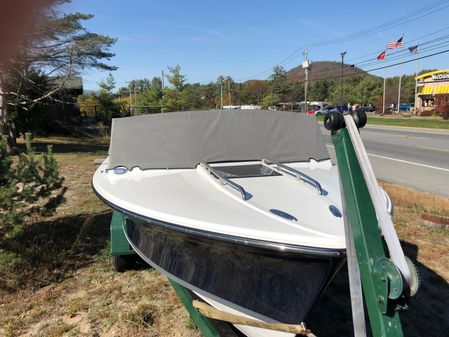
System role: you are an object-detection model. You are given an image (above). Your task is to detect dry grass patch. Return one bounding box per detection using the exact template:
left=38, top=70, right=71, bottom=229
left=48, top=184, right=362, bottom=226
left=37, top=320, right=74, bottom=337
left=381, top=181, right=449, bottom=217
left=124, top=303, right=157, bottom=327
left=66, top=295, right=90, bottom=315
left=380, top=182, right=449, bottom=279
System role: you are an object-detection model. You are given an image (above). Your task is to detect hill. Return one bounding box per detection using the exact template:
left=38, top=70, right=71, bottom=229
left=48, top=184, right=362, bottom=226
left=287, top=61, right=366, bottom=82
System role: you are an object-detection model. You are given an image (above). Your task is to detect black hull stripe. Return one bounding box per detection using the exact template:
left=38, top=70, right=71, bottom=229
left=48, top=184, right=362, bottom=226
left=124, top=217, right=345, bottom=323
left=122, top=224, right=284, bottom=324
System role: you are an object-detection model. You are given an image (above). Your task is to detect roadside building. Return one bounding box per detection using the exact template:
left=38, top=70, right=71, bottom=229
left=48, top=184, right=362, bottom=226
left=415, top=69, right=449, bottom=113
left=45, top=76, right=83, bottom=133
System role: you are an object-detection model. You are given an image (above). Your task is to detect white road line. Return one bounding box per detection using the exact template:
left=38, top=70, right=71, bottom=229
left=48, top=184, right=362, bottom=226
left=325, top=144, right=449, bottom=173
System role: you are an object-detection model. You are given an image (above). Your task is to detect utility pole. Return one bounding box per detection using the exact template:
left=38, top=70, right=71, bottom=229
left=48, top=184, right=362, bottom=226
left=302, top=46, right=311, bottom=113
left=397, top=63, right=403, bottom=114
left=134, top=87, right=137, bottom=115
left=340, top=51, right=347, bottom=109
left=128, top=85, right=133, bottom=115
left=228, top=79, right=231, bottom=107
left=161, top=70, right=165, bottom=113
left=362, top=87, right=365, bottom=107
left=220, top=77, right=223, bottom=109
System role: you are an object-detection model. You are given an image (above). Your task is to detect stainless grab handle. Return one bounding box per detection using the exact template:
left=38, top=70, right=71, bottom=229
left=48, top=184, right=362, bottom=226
left=262, top=159, right=324, bottom=196
left=200, top=162, right=250, bottom=200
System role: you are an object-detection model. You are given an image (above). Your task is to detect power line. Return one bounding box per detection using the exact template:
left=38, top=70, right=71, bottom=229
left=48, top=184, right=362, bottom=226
left=310, top=0, right=449, bottom=47
left=304, top=48, right=449, bottom=84
left=354, top=36, right=449, bottom=68
left=281, top=33, right=449, bottom=82
left=235, top=0, right=449, bottom=82
left=346, top=25, right=449, bottom=62
left=122, top=7, right=449, bottom=88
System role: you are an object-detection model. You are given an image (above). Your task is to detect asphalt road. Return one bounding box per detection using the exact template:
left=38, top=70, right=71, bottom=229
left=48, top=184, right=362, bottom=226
left=320, top=125, right=449, bottom=198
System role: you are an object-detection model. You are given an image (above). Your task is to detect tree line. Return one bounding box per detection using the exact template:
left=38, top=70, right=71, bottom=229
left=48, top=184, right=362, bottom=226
left=78, top=64, right=419, bottom=116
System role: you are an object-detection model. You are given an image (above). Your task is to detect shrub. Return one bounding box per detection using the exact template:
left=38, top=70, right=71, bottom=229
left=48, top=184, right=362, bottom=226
left=438, top=103, right=449, bottom=120
left=419, top=110, right=433, bottom=117
left=0, top=133, right=65, bottom=233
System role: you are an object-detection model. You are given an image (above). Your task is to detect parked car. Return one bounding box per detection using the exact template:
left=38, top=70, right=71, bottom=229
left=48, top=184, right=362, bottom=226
left=315, top=106, right=334, bottom=116
left=399, top=103, right=413, bottom=111
left=360, top=104, right=376, bottom=112
left=333, top=105, right=349, bottom=112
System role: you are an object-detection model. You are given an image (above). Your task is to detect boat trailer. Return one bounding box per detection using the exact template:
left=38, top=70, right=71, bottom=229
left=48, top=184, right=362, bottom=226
left=109, top=110, right=419, bottom=337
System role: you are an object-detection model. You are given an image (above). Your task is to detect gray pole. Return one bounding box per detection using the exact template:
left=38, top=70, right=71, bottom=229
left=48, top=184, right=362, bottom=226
left=134, top=88, right=137, bottom=115
left=303, top=46, right=309, bottom=113
left=304, top=67, right=309, bottom=113
left=414, top=47, right=420, bottom=115
left=340, top=51, right=347, bottom=109
left=129, top=87, right=132, bottom=115
left=397, top=63, right=403, bottom=114
left=228, top=79, right=231, bottom=107
left=382, top=66, right=387, bottom=115
left=220, top=78, right=223, bottom=109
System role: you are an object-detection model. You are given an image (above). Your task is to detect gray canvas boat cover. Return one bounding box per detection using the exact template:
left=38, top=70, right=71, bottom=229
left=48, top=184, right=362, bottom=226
left=107, top=109, right=329, bottom=170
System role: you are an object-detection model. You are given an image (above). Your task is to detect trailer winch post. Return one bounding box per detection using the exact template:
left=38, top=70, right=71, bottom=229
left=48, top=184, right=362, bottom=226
left=325, top=111, right=412, bottom=337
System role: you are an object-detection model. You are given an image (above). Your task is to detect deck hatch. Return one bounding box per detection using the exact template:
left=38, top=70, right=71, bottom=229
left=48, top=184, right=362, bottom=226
left=213, top=164, right=282, bottom=179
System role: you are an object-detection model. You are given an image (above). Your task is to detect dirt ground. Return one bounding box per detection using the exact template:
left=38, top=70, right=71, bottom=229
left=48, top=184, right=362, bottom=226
left=0, top=137, right=448, bottom=337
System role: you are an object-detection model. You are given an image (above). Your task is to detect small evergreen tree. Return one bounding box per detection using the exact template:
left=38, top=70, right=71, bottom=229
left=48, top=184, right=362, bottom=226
left=162, top=65, right=188, bottom=112
left=0, top=134, right=64, bottom=232
left=268, top=66, right=288, bottom=100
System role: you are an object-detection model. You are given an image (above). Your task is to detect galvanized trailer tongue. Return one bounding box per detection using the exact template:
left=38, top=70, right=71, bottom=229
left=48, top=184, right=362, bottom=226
left=325, top=111, right=419, bottom=337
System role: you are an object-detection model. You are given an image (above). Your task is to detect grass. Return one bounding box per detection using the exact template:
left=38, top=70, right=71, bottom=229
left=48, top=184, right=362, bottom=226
left=368, top=116, right=449, bottom=129
left=124, top=303, right=156, bottom=327
left=0, top=135, right=448, bottom=337
left=316, top=114, right=449, bottom=130
left=38, top=320, right=74, bottom=337
left=185, top=317, right=199, bottom=331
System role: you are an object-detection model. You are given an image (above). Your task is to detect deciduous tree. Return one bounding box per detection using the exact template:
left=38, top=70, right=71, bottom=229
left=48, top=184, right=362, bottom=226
left=0, top=0, right=117, bottom=149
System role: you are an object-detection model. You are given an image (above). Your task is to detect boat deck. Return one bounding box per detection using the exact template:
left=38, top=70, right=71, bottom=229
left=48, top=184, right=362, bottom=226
left=93, top=159, right=346, bottom=250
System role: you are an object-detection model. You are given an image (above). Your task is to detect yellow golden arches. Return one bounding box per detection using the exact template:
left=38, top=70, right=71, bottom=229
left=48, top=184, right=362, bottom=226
left=415, top=69, right=449, bottom=80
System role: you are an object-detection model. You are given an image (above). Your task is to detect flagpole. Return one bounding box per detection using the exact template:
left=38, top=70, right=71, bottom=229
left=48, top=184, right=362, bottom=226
left=382, top=62, right=387, bottom=115
left=414, top=44, right=420, bottom=115
left=396, top=34, right=404, bottom=115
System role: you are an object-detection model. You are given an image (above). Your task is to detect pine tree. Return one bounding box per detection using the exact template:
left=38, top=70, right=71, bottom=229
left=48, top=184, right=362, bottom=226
left=0, top=133, right=64, bottom=232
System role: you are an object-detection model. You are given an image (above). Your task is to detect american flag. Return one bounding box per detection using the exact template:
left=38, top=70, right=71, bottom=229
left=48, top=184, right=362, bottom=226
left=387, top=37, right=403, bottom=49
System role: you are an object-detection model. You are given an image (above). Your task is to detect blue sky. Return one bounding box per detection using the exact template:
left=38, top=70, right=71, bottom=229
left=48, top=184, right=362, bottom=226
left=63, top=0, right=449, bottom=90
